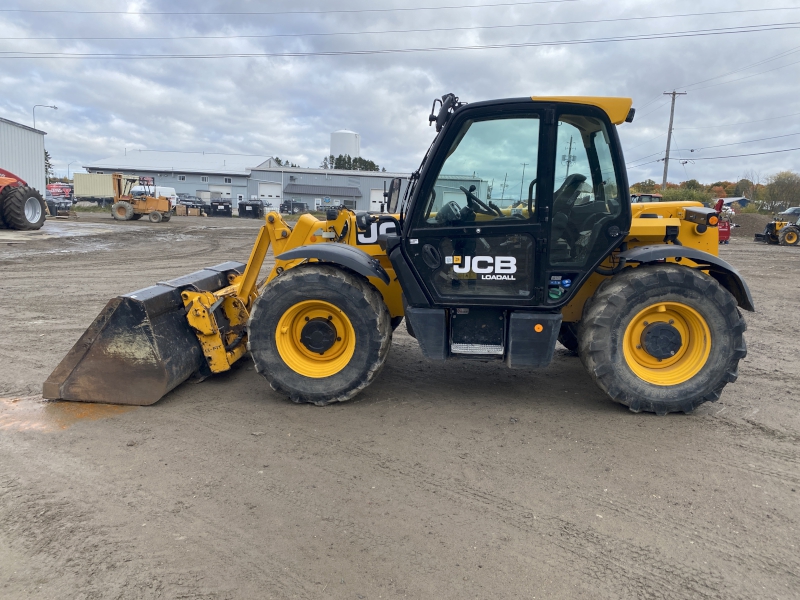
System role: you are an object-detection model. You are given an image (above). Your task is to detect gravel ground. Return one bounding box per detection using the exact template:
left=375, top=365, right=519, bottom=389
left=1, top=214, right=798, bottom=599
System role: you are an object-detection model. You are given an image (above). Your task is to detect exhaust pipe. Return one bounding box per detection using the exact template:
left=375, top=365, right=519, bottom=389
left=43, top=262, right=246, bottom=406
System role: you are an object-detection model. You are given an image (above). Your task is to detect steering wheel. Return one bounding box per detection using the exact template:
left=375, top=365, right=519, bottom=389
left=459, top=185, right=496, bottom=216
left=435, top=200, right=464, bottom=223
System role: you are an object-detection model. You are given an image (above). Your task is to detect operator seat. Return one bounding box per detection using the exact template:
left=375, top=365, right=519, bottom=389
left=550, top=173, right=588, bottom=249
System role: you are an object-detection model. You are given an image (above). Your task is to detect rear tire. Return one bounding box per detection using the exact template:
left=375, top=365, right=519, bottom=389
left=579, top=264, right=746, bottom=415
left=778, top=226, right=800, bottom=246
left=248, top=265, right=392, bottom=405
left=112, top=201, right=133, bottom=221
left=148, top=211, right=163, bottom=223
left=1, top=186, right=46, bottom=230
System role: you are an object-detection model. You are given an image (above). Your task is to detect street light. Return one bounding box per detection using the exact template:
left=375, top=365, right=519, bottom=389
left=33, top=104, right=57, bottom=129
left=68, top=161, right=76, bottom=179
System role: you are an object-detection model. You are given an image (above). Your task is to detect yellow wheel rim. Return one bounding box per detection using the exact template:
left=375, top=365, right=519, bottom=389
left=622, top=302, right=711, bottom=386
left=786, top=231, right=798, bottom=244
left=275, top=300, right=356, bottom=378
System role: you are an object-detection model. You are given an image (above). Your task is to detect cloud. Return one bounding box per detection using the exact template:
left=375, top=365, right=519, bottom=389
left=1, top=0, right=798, bottom=184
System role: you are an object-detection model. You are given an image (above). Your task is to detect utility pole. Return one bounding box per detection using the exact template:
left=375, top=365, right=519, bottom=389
left=519, top=163, right=529, bottom=201
left=500, top=172, right=508, bottom=200
left=562, top=135, right=576, bottom=177
left=661, top=91, right=686, bottom=190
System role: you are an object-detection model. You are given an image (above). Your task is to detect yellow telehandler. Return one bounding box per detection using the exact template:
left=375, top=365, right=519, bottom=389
left=44, top=95, right=753, bottom=415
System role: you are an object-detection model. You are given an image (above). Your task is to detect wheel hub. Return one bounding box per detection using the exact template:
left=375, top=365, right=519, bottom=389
left=300, top=318, right=337, bottom=354
left=640, top=322, right=682, bottom=359
left=25, top=196, right=42, bottom=222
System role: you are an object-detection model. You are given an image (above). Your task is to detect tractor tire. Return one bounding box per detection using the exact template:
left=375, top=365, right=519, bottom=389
left=148, top=211, right=163, bottom=223
left=1, top=186, right=46, bottom=230
left=778, top=226, right=800, bottom=246
left=248, top=264, right=392, bottom=406
left=557, top=322, right=579, bottom=355
left=161, top=212, right=172, bottom=222
left=0, top=186, right=11, bottom=229
left=579, top=264, right=747, bottom=415
left=112, top=201, right=134, bottom=221
left=130, top=214, right=143, bottom=220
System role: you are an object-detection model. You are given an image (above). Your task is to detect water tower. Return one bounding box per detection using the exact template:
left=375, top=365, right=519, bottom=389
left=330, top=130, right=360, bottom=159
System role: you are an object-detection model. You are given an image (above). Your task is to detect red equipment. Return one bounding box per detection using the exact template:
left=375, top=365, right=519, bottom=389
left=718, top=220, right=731, bottom=244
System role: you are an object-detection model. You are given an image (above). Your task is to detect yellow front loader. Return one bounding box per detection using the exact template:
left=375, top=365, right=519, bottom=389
left=45, top=95, right=754, bottom=415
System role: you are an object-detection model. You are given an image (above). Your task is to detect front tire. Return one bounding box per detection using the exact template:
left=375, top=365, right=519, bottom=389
left=248, top=265, right=392, bottom=405
left=779, top=226, right=800, bottom=246
left=1, top=186, right=46, bottom=230
left=579, top=265, right=746, bottom=415
left=112, top=201, right=133, bottom=221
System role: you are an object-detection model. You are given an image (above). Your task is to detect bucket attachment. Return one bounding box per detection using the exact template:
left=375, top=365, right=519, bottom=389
left=43, top=262, right=246, bottom=406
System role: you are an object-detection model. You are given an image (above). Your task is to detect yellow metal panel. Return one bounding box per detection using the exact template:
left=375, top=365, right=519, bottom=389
left=530, top=96, right=633, bottom=124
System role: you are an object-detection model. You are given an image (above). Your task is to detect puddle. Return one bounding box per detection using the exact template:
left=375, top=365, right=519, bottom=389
left=0, top=221, right=127, bottom=243
left=0, top=395, right=136, bottom=432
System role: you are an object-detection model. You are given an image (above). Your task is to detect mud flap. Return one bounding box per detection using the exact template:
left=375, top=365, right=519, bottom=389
left=43, top=262, right=246, bottom=406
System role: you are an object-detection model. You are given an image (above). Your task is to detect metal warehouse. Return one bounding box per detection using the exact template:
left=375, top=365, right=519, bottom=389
left=83, top=150, right=410, bottom=211
left=83, top=151, right=275, bottom=208
left=0, top=117, right=46, bottom=194
left=249, top=166, right=409, bottom=212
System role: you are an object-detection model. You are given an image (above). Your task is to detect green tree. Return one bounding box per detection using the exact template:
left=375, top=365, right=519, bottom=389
left=324, top=154, right=381, bottom=172
left=272, top=156, right=298, bottom=167
left=761, top=170, right=800, bottom=212
left=680, top=179, right=702, bottom=190
left=630, top=179, right=657, bottom=193
left=734, top=178, right=753, bottom=197
left=44, top=149, right=54, bottom=181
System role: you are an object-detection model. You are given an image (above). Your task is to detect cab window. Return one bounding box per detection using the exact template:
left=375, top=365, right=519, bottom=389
left=550, top=115, right=623, bottom=267
left=421, top=117, right=540, bottom=226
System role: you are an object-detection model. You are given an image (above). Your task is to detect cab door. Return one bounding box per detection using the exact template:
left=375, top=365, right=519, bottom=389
left=403, top=102, right=554, bottom=308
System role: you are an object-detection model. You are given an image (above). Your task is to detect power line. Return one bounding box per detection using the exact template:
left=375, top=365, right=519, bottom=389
left=4, top=23, right=798, bottom=60
left=625, top=132, right=666, bottom=153
left=0, top=0, right=581, bottom=16
left=690, top=56, right=800, bottom=92
left=675, top=111, right=800, bottom=130
left=680, top=147, right=800, bottom=160
left=630, top=146, right=800, bottom=166
left=5, top=7, right=800, bottom=41
left=675, top=131, right=800, bottom=152
left=679, top=44, right=800, bottom=89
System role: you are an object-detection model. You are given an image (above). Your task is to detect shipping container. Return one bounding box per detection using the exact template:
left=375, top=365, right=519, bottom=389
left=74, top=173, right=115, bottom=205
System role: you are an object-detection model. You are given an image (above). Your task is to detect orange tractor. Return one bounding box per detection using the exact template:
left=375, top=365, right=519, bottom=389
left=0, top=168, right=47, bottom=230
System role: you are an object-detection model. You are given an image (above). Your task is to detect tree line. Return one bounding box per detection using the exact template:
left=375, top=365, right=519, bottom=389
left=319, top=154, right=385, bottom=172
left=631, top=170, right=800, bottom=212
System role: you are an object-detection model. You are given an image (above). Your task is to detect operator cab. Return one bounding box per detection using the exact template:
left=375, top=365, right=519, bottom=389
left=386, top=95, right=632, bottom=365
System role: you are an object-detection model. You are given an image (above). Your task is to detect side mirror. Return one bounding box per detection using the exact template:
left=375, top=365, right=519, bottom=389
left=384, top=177, right=403, bottom=213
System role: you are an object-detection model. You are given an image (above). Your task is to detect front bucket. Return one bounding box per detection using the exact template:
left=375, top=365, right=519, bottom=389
left=43, top=262, right=246, bottom=406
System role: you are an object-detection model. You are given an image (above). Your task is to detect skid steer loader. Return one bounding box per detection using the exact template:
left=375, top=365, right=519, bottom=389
left=44, top=95, right=753, bottom=415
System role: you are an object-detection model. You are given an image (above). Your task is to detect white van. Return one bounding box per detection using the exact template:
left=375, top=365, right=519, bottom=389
left=131, top=185, right=178, bottom=208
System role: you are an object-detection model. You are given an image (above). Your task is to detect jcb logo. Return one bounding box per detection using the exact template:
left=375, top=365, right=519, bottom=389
left=452, top=256, right=517, bottom=280
left=357, top=222, right=396, bottom=245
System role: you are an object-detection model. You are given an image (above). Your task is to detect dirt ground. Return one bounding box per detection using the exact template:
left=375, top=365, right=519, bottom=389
left=1, top=214, right=798, bottom=600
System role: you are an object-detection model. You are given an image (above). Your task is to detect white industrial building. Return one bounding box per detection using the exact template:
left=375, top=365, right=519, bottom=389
left=83, top=150, right=408, bottom=211
left=330, top=130, right=360, bottom=159
left=0, top=117, right=46, bottom=193
left=84, top=151, right=276, bottom=207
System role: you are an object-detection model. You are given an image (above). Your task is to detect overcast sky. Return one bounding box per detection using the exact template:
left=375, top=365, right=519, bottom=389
left=1, top=0, right=798, bottom=185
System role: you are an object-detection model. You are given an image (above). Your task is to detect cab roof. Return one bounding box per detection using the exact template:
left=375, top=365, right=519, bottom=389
left=530, top=96, right=633, bottom=125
